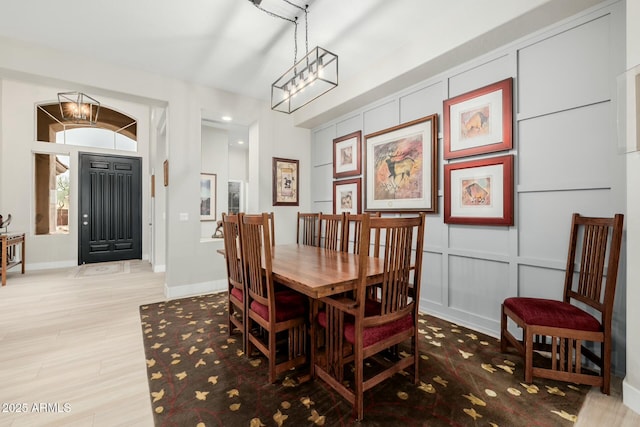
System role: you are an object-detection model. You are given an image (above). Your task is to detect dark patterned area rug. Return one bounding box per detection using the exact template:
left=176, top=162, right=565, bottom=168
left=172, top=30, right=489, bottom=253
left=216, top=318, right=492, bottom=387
left=139, top=293, right=588, bottom=426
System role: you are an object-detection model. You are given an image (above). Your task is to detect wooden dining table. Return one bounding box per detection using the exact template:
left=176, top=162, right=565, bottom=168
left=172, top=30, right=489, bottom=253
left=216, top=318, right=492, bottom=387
left=269, top=243, right=384, bottom=299
left=218, top=243, right=385, bottom=298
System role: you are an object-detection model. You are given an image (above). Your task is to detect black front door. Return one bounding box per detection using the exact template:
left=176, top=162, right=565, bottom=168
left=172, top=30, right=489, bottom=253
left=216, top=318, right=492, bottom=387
left=79, top=152, right=142, bottom=264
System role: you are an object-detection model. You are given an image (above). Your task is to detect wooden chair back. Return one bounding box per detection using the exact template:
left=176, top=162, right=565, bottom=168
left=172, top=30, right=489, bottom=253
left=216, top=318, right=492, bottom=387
left=343, top=212, right=381, bottom=254
left=221, top=212, right=246, bottom=350
left=266, top=211, right=275, bottom=246
left=297, top=212, right=320, bottom=246
left=356, top=214, right=425, bottom=318
left=564, top=213, right=624, bottom=320
left=240, top=213, right=275, bottom=311
left=319, top=213, right=345, bottom=251
left=221, top=212, right=243, bottom=290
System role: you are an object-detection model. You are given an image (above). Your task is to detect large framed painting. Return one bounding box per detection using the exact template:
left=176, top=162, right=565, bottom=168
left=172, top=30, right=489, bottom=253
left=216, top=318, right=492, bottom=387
left=443, top=78, right=512, bottom=159
left=333, top=178, right=361, bottom=214
left=333, top=131, right=362, bottom=179
left=200, top=173, right=216, bottom=221
left=364, top=114, right=438, bottom=213
left=272, top=157, right=299, bottom=206
left=444, top=154, right=513, bottom=226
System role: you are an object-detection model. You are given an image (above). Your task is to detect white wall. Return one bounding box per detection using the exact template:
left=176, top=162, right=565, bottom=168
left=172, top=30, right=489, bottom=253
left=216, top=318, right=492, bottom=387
left=0, top=79, right=151, bottom=269
left=311, top=0, right=628, bottom=377
left=0, top=35, right=311, bottom=300
left=623, top=0, right=640, bottom=416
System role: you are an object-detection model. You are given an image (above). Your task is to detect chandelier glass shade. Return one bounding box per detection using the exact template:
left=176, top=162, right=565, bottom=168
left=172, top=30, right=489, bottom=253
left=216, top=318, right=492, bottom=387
left=57, top=92, right=100, bottom=125
left=271, top=46, right=338, bottom=114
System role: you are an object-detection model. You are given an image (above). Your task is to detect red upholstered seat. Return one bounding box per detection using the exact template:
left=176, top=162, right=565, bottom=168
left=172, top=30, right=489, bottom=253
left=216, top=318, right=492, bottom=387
left=250, top=290, right=306, bottom=322
left=344, top=313, right=414, bottom=348
left=504, top=297, right=601, bottom=332
left=230, top=287, right=244, bottom=302
left=500, top=213, right=624, bottom=395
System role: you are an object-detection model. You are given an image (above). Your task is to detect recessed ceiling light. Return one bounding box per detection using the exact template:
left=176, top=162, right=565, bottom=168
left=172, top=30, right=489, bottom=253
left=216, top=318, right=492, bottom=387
left=238, top=140, right=245, bottom=145
left=221, top=116, right=232, bottom=121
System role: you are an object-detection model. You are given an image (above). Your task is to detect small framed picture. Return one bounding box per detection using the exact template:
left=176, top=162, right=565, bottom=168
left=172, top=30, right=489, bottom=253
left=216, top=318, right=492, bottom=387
left=443, top=78, right=513, bottom=159
left=200, top=173, right=216, bottom=221
left=272, top=157, right=299, bottom=206
left=333, top=178, right=361, bottom=214
left=444, top=155, right=514, bottom=226
left=333, top=131, right=362, bottom=179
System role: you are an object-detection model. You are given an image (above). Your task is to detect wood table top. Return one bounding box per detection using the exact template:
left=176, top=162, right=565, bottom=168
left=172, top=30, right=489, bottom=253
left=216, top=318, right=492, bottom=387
left=270, top=244, right=383, bottom=299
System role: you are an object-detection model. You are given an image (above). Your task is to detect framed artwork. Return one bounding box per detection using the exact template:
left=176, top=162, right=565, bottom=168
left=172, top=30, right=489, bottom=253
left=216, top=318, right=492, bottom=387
left=333, top=131, right=362, bottom=178
left=333, top=178, right=361, bottom=214
left=228, top=180, right=244, bottom=215
left=364, top=114, right=438, bottom=213
left=200, top=173, right=216, bottom=221
left=444, top=154, right=513, bottom=226
left=443, top=78, right=512, bottom=159
left=272, top=157, right=299, bottom=206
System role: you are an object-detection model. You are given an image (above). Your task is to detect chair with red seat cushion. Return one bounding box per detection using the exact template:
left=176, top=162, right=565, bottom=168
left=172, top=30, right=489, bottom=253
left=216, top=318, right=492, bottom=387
left=314, top=213, right=425, bottom=421
left=501, top=213, right=624, bottom=394
left=240, top=213, right=307, bottom=383
left=221, top=213, right=246, bottom=353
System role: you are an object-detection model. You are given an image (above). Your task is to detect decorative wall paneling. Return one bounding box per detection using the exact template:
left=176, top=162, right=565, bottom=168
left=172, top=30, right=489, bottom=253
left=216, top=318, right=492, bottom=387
left=310, top=2, right=625, bottom=373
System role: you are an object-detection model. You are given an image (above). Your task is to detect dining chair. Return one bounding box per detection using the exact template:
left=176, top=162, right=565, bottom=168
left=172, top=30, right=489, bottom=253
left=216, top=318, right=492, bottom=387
left=318, top=212, right=345, bottom=251
left=240, top=213, right=308, bottom=383
left=221, top=212, right=246, bottom=352
left=501, top=213, right=624, bottom=394
left=314, top=213, right=426, bottom=420
left=297, top=212, right=320, bottom=246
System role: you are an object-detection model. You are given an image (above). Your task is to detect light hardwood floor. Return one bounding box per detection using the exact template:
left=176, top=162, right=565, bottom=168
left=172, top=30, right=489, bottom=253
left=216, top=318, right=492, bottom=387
left=0, top=261, right=638, bottom=426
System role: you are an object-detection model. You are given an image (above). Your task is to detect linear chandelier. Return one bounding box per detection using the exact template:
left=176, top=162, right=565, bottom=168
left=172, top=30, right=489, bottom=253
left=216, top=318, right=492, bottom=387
left=251, top=0, right=338, bottom=114
left=57, top=91, right=100, bottom=125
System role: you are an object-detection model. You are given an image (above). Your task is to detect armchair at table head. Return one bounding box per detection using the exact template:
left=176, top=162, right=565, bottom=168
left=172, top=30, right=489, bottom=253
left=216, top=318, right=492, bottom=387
left=501, top=212, right=624, bottom=394
left=314, top=212, right=426, bottom=420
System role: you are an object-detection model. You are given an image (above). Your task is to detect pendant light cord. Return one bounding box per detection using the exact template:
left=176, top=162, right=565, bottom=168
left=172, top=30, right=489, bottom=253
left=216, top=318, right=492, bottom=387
left=249, top=1, right=309, bottom=66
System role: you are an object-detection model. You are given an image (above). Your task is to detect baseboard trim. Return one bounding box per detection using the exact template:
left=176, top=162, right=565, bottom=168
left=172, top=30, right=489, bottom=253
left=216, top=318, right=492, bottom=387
left=164, top=279, right=227, bottom=300
left=623, top=377, right=640, bottom=415
left=27, top=260, right=77, bottom=271
left=153, top=264, right=166, bottom=273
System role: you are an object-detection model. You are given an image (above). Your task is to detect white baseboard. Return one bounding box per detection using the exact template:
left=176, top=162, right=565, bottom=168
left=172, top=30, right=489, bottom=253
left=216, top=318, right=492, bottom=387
left=164, top=279, right=227, bottom=300
left=27, top=260, right=77, bottom=271
left=153, top=264, right=166, bottom=273
left=623, top=377, right=640, bottom=415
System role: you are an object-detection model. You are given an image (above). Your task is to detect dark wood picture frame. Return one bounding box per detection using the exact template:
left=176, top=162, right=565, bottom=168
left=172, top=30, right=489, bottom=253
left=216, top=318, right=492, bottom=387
left=443, top=78, right=513, bottom=159
left=364, top=114, right=438, bottom=213
left=333, top=178, right=361, bottom=214
left=333, top=131, right=362, bottom=179
left=272, top=157, right=299, bottom=206
left=444, top=154, right=514, bottom=225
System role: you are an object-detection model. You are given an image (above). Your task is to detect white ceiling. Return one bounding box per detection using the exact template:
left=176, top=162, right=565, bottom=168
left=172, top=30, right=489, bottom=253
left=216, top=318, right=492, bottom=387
left=0, top=0, right=603, bottom=124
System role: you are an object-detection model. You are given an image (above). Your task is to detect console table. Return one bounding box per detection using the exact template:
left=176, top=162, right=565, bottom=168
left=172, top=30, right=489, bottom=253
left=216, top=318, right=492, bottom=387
left=1, top=232, right=25, bottom=286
